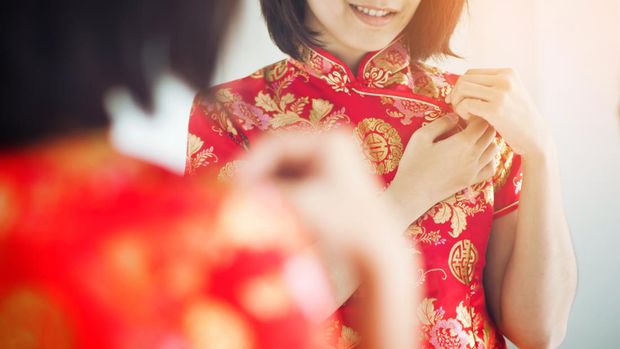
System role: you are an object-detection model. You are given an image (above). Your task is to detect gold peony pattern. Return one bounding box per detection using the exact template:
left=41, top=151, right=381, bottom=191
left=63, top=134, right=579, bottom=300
left=418, top=298, right=496, bottom=349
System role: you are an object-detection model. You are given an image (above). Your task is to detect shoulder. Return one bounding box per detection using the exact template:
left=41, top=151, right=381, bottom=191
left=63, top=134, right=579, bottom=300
left=189, top=58, right=297, bottom=131
left=410, top=61, right=459, bottom=100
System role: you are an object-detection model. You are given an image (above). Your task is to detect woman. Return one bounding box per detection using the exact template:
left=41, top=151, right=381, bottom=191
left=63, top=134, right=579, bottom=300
left=0, top=1, right=416, bottom=348
left=186, top=1, right=578, bottom=348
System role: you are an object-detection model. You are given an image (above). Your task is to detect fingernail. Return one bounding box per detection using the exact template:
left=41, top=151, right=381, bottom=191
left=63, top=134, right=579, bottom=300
left=447, top=113, right=458, bottom=121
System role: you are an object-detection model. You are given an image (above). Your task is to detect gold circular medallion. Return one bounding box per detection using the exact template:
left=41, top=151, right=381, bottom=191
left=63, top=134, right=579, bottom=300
left=448, top=239, right=479, bottom=285
left=354, top=118, right=403, bottom=175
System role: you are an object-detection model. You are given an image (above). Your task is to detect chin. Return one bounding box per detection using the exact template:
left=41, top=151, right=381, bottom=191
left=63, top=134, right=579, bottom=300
left=348, top=35, right=399, bottom=52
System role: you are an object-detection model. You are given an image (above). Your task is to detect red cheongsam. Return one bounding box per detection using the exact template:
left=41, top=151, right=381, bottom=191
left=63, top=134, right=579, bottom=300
left=0, top=134, right=334, bottom=349
left=186, top=37, right=524, bottom=349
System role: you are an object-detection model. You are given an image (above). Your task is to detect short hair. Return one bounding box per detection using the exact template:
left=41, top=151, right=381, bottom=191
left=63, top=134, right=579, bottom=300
left=260, top=0, right=466, bottom=61
left=1, top=0, right=238, bottom=149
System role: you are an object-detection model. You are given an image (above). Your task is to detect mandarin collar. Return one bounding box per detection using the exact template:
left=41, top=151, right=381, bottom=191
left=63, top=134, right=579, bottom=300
left=295, top=36, right=414, bottom=94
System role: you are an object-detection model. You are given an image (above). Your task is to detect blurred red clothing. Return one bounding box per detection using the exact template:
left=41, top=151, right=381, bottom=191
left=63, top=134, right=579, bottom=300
left=0, top=133, right=334, bottom=349
left=186, top=37, right=523, bottom=349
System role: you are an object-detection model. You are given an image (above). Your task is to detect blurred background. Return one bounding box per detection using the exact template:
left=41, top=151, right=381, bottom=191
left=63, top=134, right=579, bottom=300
left=109, top=0, right=620, bottom=347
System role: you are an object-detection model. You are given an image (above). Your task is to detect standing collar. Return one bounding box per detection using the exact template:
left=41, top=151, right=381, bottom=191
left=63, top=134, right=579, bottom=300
left=295, top=36, right=414, bottom=94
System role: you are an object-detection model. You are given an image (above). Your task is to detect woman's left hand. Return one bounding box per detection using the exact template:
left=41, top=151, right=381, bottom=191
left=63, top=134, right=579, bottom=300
left=447, top=68, right=552, bottom=157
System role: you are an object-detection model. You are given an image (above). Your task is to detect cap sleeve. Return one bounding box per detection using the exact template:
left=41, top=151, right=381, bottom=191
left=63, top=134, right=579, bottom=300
left=492, top=136, right=524, bottom=219
left=185, top=90, right=250, bottom=179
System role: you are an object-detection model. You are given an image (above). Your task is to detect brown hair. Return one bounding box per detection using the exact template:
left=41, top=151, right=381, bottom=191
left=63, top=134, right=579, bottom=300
left=260, top=0, right=466, bottom=61
left=1, top=0, right=238, bottom=149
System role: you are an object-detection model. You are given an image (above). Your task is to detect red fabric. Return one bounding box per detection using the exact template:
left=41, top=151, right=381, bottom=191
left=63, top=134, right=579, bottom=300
left=186, top=37, right=523, bottom=349
left=0, top=135, right=333, bottom=349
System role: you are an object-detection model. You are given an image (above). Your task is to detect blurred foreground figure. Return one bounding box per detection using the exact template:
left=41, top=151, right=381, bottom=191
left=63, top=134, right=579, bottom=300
left=0, top=1, right=416, bottom=348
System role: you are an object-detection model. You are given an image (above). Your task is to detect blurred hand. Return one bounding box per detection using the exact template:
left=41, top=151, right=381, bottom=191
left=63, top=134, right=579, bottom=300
left=238, top=130, right=418, bottom=349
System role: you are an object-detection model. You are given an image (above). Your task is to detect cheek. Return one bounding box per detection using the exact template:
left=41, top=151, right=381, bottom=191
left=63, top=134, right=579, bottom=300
left=307, top=0, right=350, bottom=26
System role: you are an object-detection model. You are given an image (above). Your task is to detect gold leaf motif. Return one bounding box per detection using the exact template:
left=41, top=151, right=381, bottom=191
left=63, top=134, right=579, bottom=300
left=278, top=93, right=296, bottom=111
left=417, top=298, right=439, bottom=326
left=217, top=161, right=244, bottom=184
left=187, top=133, right=204, bottom=157
left=449, top=207, right=468, bottom=238
left=255, top=91, right=279, bottom=113
left=433, top=202, right=452, bottom=224
left=270, top=111, right=302, bottom=128
left=214, top=88, right=236, bottom=104
left=456, top=301, right=472, bottom=328
left=309, top=99, right=334, bottom=125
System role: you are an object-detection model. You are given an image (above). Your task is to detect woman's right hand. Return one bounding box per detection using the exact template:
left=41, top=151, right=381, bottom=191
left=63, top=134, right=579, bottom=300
left=387, top=114, right=499, bottom=227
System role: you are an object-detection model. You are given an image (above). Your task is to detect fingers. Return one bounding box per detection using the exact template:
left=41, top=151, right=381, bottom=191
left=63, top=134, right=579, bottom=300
left=478, top=141, right=499, bottom=165
left=459, top=116, right=489, bottom=141
left=455, top=74, right=497, bottom=87
left=474, top=161, right=495, bottom=183
left=418, top=113, right=460, bottom=141
left=448, top=81, right=498, bottom=106
left=475, top=125, right=497, bottom=149
left=453, top=98, right=495, bottom=123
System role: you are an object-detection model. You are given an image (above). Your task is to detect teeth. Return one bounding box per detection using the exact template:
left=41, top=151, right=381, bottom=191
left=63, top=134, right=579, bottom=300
left=355, top=5, right=391, bottom=17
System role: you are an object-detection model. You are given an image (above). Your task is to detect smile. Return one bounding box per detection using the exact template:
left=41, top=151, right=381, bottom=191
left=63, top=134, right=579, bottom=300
left=349, top=3, right=398, bottom=26
left=353, top=5, right=393, bottom=17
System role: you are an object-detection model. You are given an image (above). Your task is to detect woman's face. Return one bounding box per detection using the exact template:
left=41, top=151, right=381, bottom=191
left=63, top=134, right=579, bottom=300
left=306, top=0, right=421, bottom=57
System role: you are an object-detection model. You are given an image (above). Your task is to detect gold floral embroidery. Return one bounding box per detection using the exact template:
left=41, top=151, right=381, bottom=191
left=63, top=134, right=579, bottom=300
left=380, top=96, right=443, bottom=125
left=424, top=184, right=490, bottom=239
left=186, top=133, right=219, bottom=174
left=354, top=118, right=403, bottom=175
left=411, top=62, right=454, bottom=100
left=417, top=299, right=485, bottom=349
left=322, top=71, right=351, bottom=94
left=493, top=136, right=515, bottom=191
left=407, top=224, right=446, bottom=246
left=363, top=67, right=391, bottom=88
left=449, top=240, right=479, bottom=285
left=256, top=92, right=350, bottom=131
left=361, top=38, right=411, bottom=89
left=217, top=160, right=244, bottom=183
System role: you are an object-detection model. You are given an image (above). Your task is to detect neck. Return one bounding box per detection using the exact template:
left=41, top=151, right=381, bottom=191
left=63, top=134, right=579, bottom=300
left=322, top=42, right=367, bottom=72
left=305, top=12, right=368, bottom=72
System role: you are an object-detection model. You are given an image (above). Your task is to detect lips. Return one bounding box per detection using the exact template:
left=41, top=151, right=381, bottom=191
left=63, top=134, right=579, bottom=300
left=349, top=3, right=398, bottom=27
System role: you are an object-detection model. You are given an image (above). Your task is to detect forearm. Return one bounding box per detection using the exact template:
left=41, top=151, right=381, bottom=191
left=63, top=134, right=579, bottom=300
left=384, top=180, right=438, bottom=232
left=500, top=145, right=577, bottom=348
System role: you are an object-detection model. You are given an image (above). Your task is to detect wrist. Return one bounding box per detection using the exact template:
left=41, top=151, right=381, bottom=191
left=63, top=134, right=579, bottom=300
left=522, top=134, right=557, bottom=165
left=385, top=177, right=434, bottom=228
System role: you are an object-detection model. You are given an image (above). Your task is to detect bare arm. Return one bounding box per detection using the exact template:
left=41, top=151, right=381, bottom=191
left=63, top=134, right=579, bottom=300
left=485, top=145, right=577, bottom=349
left=451, top=68, right=577, bottom=348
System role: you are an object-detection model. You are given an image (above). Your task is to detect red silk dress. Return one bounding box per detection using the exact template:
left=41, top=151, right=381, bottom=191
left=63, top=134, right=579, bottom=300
left=186, top=38, right=524, bottom=349
left=186, top=36, right=522, bottom=349
left=0, top=134, right=334, bottom=349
